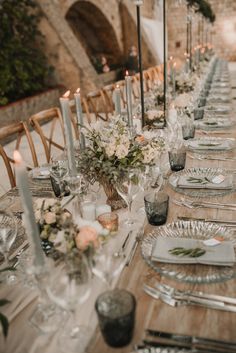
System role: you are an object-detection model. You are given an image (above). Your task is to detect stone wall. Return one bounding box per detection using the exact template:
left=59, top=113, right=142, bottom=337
left=37, top=0, right=158, bottom=95
left=35, top=0, right=236, bottom=95
left=0, top=87, right=61, bottom=128
left=167, top=0, right=236, bottom=62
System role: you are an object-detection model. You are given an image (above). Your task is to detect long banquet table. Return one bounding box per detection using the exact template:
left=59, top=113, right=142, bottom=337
left=1, top=70, right=236, bottom=353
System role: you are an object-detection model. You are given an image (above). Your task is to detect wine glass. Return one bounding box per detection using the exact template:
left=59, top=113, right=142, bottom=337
left=65, top=174, right=88, bottom=219
left=115, top=168, right=141, bottom=226
left=0, top=210, right=18, bottom=283
left=47, top=252, right=92, bottom=353
left=92, top=244, right=126, bottom=289
left=50, top=158, right=69, bottom=199
left=29, top=262, right=63, bottom=334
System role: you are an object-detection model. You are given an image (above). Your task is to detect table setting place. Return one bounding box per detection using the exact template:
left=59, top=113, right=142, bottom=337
left=1, top=55, right=236, bottom=353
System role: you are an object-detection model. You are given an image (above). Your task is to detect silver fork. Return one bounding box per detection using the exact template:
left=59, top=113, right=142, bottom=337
left=143, top=284, right=236, bottom=312
left=172, top=199, right=236, bottom=211
left=155, top=283, right=236, bottom=305
left=188, top=154, right=236, bottom=161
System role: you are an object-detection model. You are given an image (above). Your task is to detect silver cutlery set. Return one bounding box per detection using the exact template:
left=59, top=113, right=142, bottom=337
left=188, top=154, right=236, bottom=162
left=143, top=282, right=236, bottom=312
left=172, top=198, right=236, bottom=211
left=133, top=283, right=236, bottom=353
left=132, top=327, right=236, bottom=353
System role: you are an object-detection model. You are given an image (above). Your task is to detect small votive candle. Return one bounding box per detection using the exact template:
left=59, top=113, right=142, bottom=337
left=96, top=204, right=112, bottom=218
left=97, top=212, right=119, bottom=234
left=81, top=201, right=96, bottom=221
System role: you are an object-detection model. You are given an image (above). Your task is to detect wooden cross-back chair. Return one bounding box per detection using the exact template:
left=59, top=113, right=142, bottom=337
left=29, top=107, right=67, bottom=164
left=0, top=121, right=38, bottom=188
left=143, top=70, right=154, bottom=92
left=102, top=84, right=115, bottom=113
left=114, top=80, right=126, bottom=107
left=69, top=96, right=94, bottom=126
left=86, top=89, right=112, bottom=122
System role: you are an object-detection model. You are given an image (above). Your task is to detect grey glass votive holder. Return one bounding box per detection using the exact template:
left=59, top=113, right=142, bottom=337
left=144, top=191, right=169, bottom=226
left=168, top=148, right=186, bottom=172
left=194, top=108, right=204, bottom=120
left=182, top=124, right=195, bottom=140
left=95, top=289, right=136, bottom=348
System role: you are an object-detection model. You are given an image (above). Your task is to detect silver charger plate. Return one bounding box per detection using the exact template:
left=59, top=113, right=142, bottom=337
left=195, top=118, right=234, bottom=130
left=168, top=167, right=235, bottom=198
left=185, top=137, right=235, bottom=153
left=141, top=220, right=236, bottom=284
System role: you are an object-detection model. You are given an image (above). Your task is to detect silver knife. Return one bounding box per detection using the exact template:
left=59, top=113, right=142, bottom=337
left=146, top=330, right=236, bottom=350
left=178, top=216, right=236, bottom=226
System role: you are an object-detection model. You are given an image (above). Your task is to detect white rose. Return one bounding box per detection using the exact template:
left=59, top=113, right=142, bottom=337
left=51, top=230, right=67, bottom=253
left=115, top=144, right=129, bottom=159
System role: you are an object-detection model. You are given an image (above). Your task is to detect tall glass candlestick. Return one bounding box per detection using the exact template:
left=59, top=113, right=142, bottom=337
left=14, top=151, right=45, bottom=268
left=74, top=88, right=86, bottom=150
left=60, top=90, right=77, bottom=176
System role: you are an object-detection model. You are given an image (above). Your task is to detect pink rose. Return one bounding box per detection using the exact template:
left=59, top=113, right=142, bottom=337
left=75, top=226, right=100, bottom=251
left=44, top=211, right=56, bottom=224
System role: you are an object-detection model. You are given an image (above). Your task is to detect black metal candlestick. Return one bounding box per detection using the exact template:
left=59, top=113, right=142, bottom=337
left=134, top=0, right=145, bottom=128
left=186, top=4, right=190, bottom=55
left=189, top=13, right=192, bottom=70
left=163, top=0, right=167, bottom=119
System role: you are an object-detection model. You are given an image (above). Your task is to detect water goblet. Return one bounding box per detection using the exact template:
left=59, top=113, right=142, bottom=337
left=47, top=252, right=92, bottom=353
left=92, top=244, right=126, bottom=289
left=0, top=210, right=18, bottom=283
left=115, top=169, right=141, bottom=226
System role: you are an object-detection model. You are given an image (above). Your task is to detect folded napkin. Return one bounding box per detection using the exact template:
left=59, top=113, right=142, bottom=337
left=151, top=237, right=235, bottom=266
left=188, top=140, right=230, bottom=151
left=30, top=166, right=50, bottom=180
left=0, top=285, right=38, bottom=323
left=177, top=174, right=233, bottom=190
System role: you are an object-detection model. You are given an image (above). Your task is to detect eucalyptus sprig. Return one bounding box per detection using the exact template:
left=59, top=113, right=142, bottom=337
left=169, top=247, right=206, bottom=258
left=187, top=176, right=210, bottom=184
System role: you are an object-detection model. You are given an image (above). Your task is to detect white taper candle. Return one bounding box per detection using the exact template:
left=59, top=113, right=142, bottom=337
left=114, top=85, right=121, bottom=116
left=125, top=71, right=133, bottom=127
left=74, top=88, right=86, bottom=150
left=14, top=151, right=45, bottom=268
left=60, top=91, right=77, bottom=176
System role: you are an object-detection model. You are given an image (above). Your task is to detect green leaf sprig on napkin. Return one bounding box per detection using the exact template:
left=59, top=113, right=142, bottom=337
left=169, top=247, right=206, bottom=258
left=186, top=176, right=211, bottom=184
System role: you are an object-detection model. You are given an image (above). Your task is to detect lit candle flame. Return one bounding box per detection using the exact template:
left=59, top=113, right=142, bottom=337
left=76, top=88, right=80, bottom=94
left=116, top=84, right=120, bottom=89
left=125, top=70, right=129, bottom=76
left=13, top=150, right=23, bottom=164
left=62, top=90, right=70, bottom=98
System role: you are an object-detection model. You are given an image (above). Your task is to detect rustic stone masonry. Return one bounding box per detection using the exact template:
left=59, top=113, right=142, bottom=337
left=36, top=0, right=236, bottom=93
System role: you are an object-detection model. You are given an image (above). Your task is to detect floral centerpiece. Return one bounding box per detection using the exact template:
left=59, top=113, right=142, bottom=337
left=144, top=109, right=165, bottom=129
left=174, top=93, right=193, bottom=118
left=176, top=72, right=199, bottom=93
left=35, top=199, right=102, bottom=262
left=78, top=117, right=165, bottom=208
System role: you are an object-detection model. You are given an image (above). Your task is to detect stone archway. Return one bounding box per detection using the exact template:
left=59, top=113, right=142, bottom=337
left=66, top=1, right=123, bottom=72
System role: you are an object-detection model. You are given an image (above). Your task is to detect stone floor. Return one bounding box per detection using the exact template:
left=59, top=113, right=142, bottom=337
left=1, top=61, right=236, bottom=197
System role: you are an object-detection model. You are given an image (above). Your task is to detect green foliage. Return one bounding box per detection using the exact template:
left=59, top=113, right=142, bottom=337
left=187, top=0, right=215, bottom=23
left=0, top=0, right=53, bottom=106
